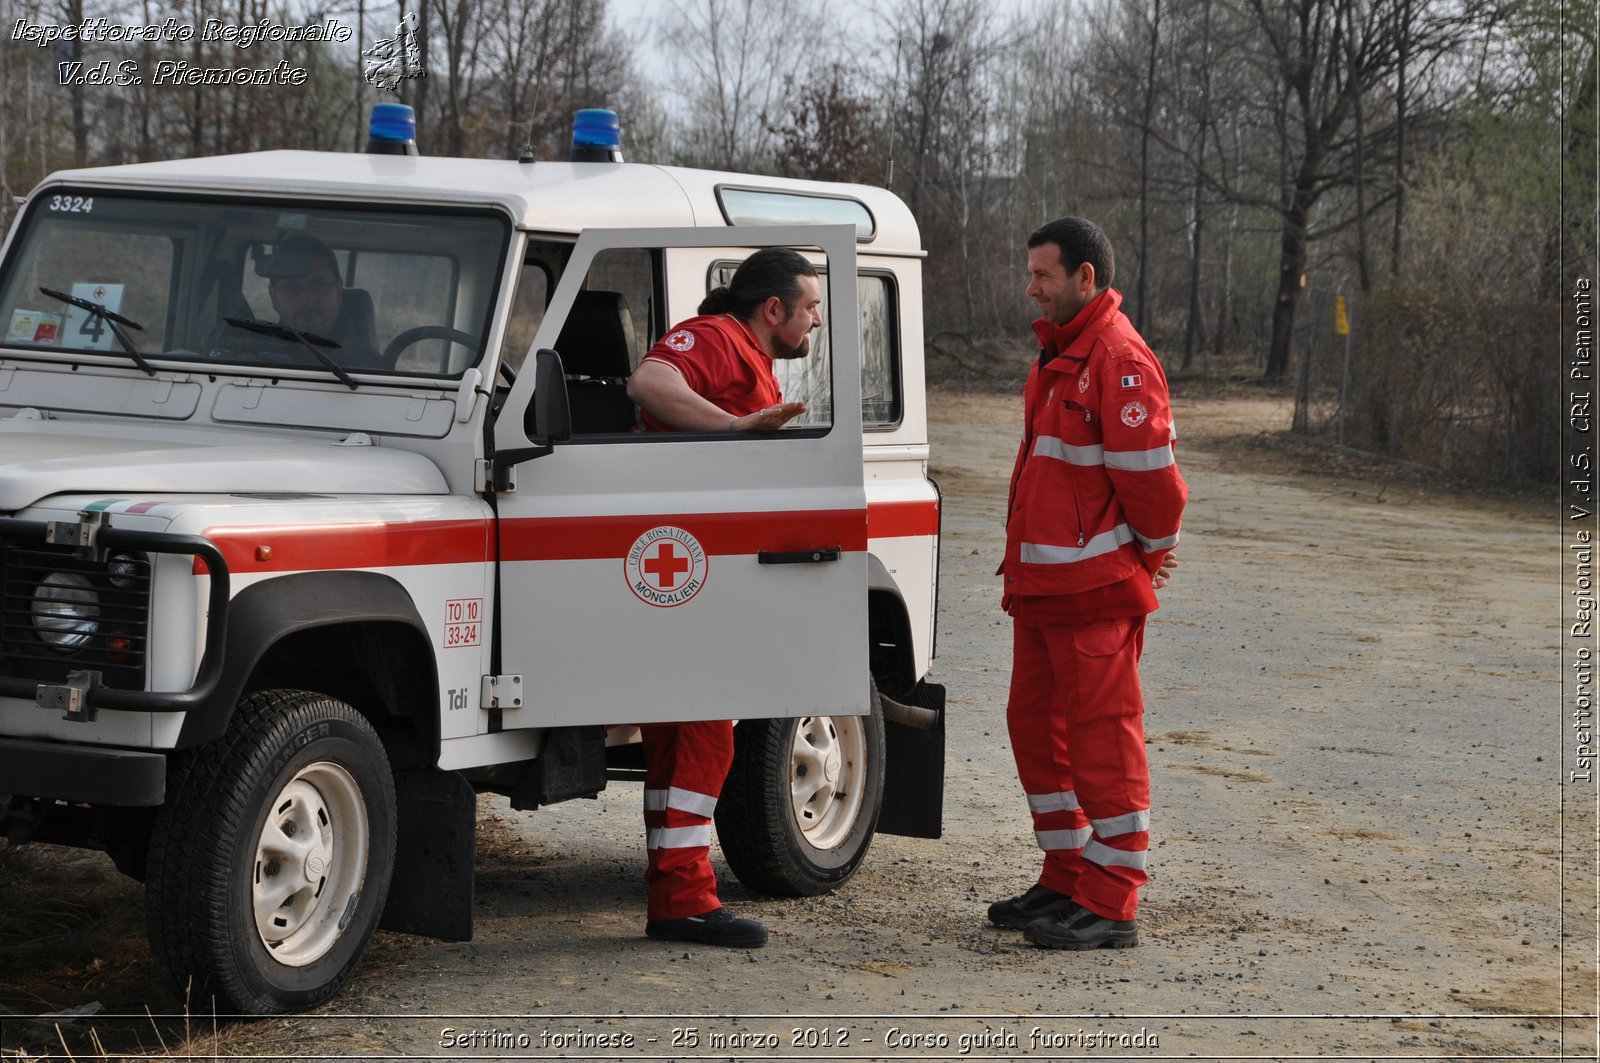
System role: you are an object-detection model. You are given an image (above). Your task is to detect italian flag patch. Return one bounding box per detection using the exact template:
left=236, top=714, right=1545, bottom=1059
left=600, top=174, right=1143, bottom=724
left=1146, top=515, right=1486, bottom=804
left=1121, top=373, right=1143, bottom=389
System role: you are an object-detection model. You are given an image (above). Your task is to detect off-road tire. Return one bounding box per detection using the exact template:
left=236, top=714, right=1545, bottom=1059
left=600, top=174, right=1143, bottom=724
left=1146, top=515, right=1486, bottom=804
left=716, top=681, right=885, bottom=896
left=145, top=689, right=396, bottom=1015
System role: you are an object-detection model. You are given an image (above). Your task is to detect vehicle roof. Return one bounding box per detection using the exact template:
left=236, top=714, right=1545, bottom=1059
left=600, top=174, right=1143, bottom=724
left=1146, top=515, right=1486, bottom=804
left=38, top=150, right=924, bottom=256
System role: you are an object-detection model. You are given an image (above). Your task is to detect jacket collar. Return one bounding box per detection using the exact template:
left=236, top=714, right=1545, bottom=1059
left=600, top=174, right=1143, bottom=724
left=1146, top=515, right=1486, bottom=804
left=1032, top=288, right=1121, bottom=370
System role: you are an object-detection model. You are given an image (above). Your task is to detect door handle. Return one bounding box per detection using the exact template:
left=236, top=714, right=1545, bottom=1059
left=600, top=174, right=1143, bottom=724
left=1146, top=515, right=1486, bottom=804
left=758, top=547, right=841, bottom=565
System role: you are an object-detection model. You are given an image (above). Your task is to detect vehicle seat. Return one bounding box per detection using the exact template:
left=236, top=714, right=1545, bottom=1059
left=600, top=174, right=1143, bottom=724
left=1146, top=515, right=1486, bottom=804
left=554, top=290, right=638, bottom=433
left=333, top=287, right=377, bottom=355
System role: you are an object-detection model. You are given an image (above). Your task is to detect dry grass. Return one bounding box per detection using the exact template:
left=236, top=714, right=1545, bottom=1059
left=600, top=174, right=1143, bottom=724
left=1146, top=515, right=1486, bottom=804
left=0, top=842, right=270, bottom=1061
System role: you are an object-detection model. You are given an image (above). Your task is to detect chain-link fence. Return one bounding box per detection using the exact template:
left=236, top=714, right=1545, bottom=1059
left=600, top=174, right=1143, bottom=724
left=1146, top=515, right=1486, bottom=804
left=1290, top=286, right=1561, bottom=484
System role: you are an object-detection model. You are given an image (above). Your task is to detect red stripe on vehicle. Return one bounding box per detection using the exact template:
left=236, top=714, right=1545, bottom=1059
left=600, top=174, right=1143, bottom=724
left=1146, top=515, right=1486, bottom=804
left=197, top=520, right=490, bottom=574
left=500, top=509, right=868, bottom=562
left=192, top=508, right=873, bottom=573
left=867, top=499, right=940, bottom=539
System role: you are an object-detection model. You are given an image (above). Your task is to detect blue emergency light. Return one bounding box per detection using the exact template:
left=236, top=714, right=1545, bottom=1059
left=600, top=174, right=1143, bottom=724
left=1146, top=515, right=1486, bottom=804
left=367, top=103, right=419, bottom=156
left=569, top=109, right=623, bottom=163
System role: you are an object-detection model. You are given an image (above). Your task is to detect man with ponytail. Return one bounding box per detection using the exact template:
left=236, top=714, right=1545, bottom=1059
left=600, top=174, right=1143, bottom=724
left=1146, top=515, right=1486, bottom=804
left=628, top=247, right=821, bottom=433
left=624, top=246, right=823, bottom=949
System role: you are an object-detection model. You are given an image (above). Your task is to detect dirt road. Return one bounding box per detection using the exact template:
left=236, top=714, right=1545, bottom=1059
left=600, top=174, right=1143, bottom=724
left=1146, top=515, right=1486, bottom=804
left=2, top=389, right=1589, bottom=1061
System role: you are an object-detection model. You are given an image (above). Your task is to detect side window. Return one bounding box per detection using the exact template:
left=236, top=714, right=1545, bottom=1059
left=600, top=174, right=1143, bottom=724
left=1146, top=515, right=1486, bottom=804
left=857, top=274, right=901, bottom=427
left=584, top=247, right=657, bottom=364
left=536, top=247, right=659, bottom=436
left=498, top=259, right=552, bottom=377
left=709, top=263, right=901, bottom=429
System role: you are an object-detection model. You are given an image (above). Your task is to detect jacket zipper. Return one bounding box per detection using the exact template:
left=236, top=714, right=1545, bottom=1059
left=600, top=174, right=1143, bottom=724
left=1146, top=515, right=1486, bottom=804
left=1060, top=399, right=1091, bottom=547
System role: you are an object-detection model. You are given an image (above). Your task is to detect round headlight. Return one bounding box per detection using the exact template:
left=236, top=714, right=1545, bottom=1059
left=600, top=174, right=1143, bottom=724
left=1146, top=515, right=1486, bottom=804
left=31, top=573, right=101, bottom=652
left=107, top=552, right=148, bottom=588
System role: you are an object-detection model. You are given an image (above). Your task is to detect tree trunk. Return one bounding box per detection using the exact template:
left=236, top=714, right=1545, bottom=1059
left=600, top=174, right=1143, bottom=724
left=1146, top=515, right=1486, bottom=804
left=1182, top=0, right=1214, bottom=370
left=1390, top=0, right=1410, bottom=276
left=1135, top=0, right=1161, bottom=331
left=61, top=0, right=87, bottom=165
left=1348, top=4, right=1372, bottom=293
left=1183, top=175, right=1205, bottom=370
left=1266, top=171, right=1314, bottom=382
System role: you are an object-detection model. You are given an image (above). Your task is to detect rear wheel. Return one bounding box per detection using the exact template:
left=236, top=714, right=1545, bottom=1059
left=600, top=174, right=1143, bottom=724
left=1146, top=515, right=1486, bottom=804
left=146, top=690, right=396, bottom=1015
left=716, top=680, right=885, bottom=896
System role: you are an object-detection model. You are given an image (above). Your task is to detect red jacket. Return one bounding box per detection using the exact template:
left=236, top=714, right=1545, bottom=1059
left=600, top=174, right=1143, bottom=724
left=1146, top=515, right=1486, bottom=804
left=1002, top=289, right=1187, bottom=599
left=637, top=313, right=782, bottom=432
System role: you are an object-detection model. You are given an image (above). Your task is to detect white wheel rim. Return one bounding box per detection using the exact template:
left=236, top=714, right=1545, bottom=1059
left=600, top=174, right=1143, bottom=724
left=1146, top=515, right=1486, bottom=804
left=251, top=761, right=369, bottom=967
left=788, top=715, right=867, bottom=851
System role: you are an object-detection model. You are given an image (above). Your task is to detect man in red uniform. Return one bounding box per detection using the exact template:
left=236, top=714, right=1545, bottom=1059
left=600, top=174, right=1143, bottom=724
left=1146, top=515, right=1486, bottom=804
left=988, top=218, right=1187, bottom=950
left=624, top=247, right=822, bottom=948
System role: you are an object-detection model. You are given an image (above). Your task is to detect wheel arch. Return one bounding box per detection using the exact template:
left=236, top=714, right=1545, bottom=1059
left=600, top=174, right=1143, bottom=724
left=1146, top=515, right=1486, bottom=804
left=866, top=553, right=916, bottom=700
left=178, top=572, right=439, bottom=767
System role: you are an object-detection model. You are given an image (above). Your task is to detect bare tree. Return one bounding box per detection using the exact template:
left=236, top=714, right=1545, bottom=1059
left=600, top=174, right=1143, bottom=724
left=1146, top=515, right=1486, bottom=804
left=656, top=0, right=820, bottom=170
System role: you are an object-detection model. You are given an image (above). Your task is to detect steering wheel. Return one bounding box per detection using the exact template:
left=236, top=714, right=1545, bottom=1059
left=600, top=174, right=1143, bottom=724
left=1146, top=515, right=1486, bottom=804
left=382, top=325, right=478, bottom=372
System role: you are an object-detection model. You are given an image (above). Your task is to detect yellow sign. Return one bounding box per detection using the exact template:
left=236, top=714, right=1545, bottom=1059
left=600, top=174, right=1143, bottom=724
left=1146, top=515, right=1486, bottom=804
left=1334, top=294, right=1350, bottom=335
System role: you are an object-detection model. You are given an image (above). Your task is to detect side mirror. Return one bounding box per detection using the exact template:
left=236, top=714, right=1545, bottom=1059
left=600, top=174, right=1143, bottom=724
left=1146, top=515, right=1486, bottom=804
left=495, top=349, right=571, bottom=481
left=529, top=348, right=571, bottom=445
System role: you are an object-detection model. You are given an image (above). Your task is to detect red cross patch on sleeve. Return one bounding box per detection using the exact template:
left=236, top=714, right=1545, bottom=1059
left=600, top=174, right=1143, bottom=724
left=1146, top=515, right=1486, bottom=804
left=1120, top=373, right=1143, bottom=389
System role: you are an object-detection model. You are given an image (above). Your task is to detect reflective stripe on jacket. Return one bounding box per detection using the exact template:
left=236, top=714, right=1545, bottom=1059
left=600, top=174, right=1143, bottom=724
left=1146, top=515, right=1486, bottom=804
left=1002, top=288, right=1187, bottom=598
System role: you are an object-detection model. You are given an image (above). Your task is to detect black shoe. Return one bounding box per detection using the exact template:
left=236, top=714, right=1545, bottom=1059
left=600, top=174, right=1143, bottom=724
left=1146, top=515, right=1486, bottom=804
left=1024, top=904, right=1138, bottom=950
left=646, top=907, right=768, bottom=948
left=987, top=884, right=1075, bottom=929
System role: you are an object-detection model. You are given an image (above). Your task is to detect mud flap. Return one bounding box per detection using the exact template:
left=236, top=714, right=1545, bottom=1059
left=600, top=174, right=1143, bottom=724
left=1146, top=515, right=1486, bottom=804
left=509, top=725, right=608, bottom=810
left=380, top=767, right=475, bottom=941
left=877, top=680, right=945, bottom=839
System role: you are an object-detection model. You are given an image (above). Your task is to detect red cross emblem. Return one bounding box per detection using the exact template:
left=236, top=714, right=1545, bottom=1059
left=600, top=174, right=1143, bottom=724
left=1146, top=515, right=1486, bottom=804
left=642, top=541, right=691, bottom=589
left=626, top=526, right=708, bottom=607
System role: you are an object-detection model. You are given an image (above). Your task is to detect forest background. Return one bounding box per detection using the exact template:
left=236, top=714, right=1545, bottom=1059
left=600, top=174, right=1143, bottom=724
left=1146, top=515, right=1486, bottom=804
left=1, top=0, right=1594, bottom=483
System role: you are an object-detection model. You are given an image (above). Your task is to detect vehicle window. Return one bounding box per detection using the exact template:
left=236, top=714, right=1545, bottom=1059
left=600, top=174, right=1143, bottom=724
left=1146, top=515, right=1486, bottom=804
left=0, top=191, right=510, bottom=380
left=716, top=187, right=876, bottom=240
left=1, top=222, right=175, bottom=352
left=585, top=247, right=657, bottom=364
left=709, top=262, right=901, bottom=429
left=498, top=258, right=553, bottom=377
left=542, top=247, right=659, bottom=436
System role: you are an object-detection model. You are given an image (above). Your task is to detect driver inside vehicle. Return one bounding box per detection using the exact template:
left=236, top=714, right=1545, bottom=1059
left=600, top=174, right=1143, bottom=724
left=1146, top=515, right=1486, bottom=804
left=263, top=233, right=380, bottom=363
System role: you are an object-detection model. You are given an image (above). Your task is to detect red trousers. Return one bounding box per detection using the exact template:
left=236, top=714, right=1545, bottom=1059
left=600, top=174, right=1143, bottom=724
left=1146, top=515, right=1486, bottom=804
left=1007, top=614, right=1151, bottom=921
left=639, top=720, right=733, bottom=920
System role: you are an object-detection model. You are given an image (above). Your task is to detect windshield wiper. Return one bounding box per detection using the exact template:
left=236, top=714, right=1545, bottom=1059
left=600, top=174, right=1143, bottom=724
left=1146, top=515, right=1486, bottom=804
left=224, top=317, right=358, bottom=390
left=39, top=286, right=154, bottom=376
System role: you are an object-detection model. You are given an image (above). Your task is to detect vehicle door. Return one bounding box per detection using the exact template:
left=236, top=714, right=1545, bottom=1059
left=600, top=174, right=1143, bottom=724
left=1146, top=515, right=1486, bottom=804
left=490, top=225, right=868, bottom=731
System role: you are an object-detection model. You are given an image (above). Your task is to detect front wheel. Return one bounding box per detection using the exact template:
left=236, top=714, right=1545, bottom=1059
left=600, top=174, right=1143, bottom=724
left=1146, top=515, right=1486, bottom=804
left=716, top=681, right=885, bottom=896
left=145, top=690, right=396, bottom=1014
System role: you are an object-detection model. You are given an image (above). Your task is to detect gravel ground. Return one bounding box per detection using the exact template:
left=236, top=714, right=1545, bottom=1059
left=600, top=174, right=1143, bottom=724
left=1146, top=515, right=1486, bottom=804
left=1, top=387, right=1590, bottom=1062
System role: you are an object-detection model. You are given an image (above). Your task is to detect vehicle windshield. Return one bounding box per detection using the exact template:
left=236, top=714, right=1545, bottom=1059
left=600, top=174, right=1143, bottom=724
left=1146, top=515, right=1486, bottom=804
left=0, top=191, right=510, bottom=380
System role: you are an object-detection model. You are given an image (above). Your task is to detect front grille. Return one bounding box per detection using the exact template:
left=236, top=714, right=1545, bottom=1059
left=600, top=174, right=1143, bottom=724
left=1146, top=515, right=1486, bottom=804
left=0, top=543, right=152, bottom=691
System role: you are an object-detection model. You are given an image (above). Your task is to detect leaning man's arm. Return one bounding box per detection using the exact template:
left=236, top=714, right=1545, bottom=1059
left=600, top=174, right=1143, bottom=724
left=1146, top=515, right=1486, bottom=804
left=627, top=358, right=740, bottom=431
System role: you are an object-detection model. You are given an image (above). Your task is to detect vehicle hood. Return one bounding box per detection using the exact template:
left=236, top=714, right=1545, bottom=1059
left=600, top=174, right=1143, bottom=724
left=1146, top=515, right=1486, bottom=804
left=0, top=419, right=449, bottom=512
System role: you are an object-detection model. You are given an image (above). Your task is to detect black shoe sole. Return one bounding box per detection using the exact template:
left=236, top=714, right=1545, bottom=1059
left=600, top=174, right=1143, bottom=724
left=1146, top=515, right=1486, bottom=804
left=988, top=903, right=1076, bottom=930
left=645, top=923, right=768, bottom=948
left=1025, top=926, right=1138, bottom=950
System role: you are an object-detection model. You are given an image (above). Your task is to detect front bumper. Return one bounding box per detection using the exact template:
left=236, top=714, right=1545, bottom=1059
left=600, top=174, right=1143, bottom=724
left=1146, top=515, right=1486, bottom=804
left=0, top=735, right=165, bottom=805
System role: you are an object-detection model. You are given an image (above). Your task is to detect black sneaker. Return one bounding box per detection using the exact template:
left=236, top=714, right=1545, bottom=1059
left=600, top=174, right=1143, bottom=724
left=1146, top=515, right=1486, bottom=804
left=1024, top=904, right=1138, bottom=950
left=987, top=884, right=1075, bottom=929
left=646, top=907, right=768, bottom=948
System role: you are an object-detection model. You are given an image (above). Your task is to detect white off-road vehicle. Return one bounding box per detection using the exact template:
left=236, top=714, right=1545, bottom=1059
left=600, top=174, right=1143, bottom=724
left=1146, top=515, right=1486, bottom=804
left=0, top=109, right=943, bottom=1014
